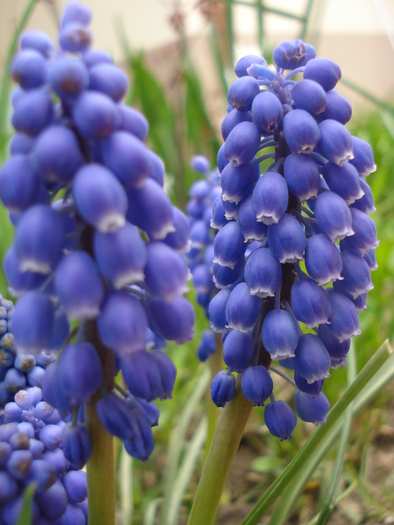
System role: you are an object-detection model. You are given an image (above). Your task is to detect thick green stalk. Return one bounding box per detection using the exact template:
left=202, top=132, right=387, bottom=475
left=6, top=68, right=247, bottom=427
left=204, top=334, right=223, bottom=463
left=83, top=320, right=116, bottom=525
left=242, top=339, right=392, bottom=525
left=188, top=376, right=253, bottom=525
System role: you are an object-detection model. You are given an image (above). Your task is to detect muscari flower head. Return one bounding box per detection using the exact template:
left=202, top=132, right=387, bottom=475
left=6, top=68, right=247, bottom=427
left=207, top=38, right=377, bottom=439
left=1, top=1, right=196, bottom=476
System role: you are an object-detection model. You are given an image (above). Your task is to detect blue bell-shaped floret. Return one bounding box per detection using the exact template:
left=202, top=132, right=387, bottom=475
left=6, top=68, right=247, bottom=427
left=225, top=282, right=260, bottom=332
left=244, top=247, right=282, bottom=298
left=264, top=400, right=297, bottom=440
left=97, top=291, right=148, bottom=356
left=252, top=172, right=288, bottom=225
left=54, top=251, right=105, bottom=320
left=283, top=109, right=320, bottom=155
left=303, top=58, right=341, bottom=91
left=283, top=153, right=320, bottom=201
left=290, top=278, right=331, bottom=328
left=241, top=365, right=273, bottom=406
left=122, top=350, right=176, bottom=402
left=317, top=119, right=353, bottom=166
left=211, top=370, right=236, bottom=407
left=293, top=334, right=331, bottom=383
left=314, top=191, right=354, bottom=242
left=261, top=309, right=299, bottom=360
left=305, top=233, right=343, bottom=285
left=223, top=329, right=254, bottom=372
left=267, top=214, right=306, bottom=263
left=295, top=390, right=330, bottom=425
left=147, top=296, right=195, bottom=344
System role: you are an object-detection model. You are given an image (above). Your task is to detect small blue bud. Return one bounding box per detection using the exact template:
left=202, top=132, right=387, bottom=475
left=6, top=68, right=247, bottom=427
left=241, top=365, right=273, bottom=406
left=12, top=89, right=53, bottom=136
left=294, top=371, right=324, bottom=396
left=20, top=30, right=54, bottom=58
left=318, top=324, right=350, bottom=369
left=252, top=172, right=289, bottom=225
left=351, top=178, right=375, bottom=215
left=208, top=289, right=231, bottom=332
left=273, top=39, right=315, bottom=70
left=291, top=278, right=331, bottom=328
left=55, top=251, right=105, bottom=320
left=197, top=330, right=217, bottom=361
left=89, top=63, right=129, bottom=102
left=317, top=119, right=353, bottom=166
left=145, top=242, right=189, bottom=302
left=213, top=259, right=244, bottom=289
left=213, top=221, right=246, bottom=269
left=349, top=136, right=376, bottom=177
left=11, top=50, right=47, bottom=90
left=343, top=208, right=378, bottom=256
left=305, top=233, right=343, bottom=285
left=122, top=350, right=176, bottom=401
left=101, top=131, right=151, bottom=188
left=0, top=155, right=40, bottom=212
left=319, top=89, right=352, bottom=124
left=123, top=410, right=154, bottom=461
left=327, top=292, right=361, bottom=343
left=211, top=370, right=236, bottom=407
left=314, top=191, right=354, bottom=242
left=127, top=179, right=175, bottom=240
left=72, top=164, right=128, bottom=233
left=322, top=161, right=364, bottom=205
left=163, top=207, right=190, bottom=253
left=147, top=295, right=195, bottom=343
left=264, top=400, right=297, bottom=440
left=225, top=282, right=260, bottom=332
left=223, top=122, right=260, bottom=167
left=235, top=55, right=267, bottom=77
left=97, top=392, right=136, bottom=440
left=221, top=159, right=259, bottom=204
left=267, top=214, right=306, bottom=263
left=12, top=291, right=55, bottom=354
left=363, top=248, right=378, bottom=271
left=295, top=390, right=330, bottom=425
left=49, top=57, right=89, bottom=101
left=245, top=247, right=282, bottom=298
left=238, top=194, right=267, bottom=242
left=36, top=479, right=68, bottom=519
left=221, top=109, right=253, bottom=141
left=223, top=329, right=254, bottom=372
left=291, top=79, right=326, bottom=115
left=338, top=249, right=373, bottom=299
left=303, top=58, right=341, bottom=91
left=0, top=470, right=18, bottom=503
left=227, top=76, right=260, bottom=111
left=284, top=153, right=320, bottom=201
left=7, top=449, right=32, bottom=479
left=262, top=309, right=299, bottom=359
left=72, top=91, right=120, bottom=140
left=251, top=91, right=283, bottom=133
left=58, top=343, right=102, bottom=405
left=294, top=334, right=331, bottom=383
left=14, top=204, right=64, bottom=274
left=118, top=105, right=149, bottom=142
left=283, top=109, right=320, bottom=155
left=39, top=424, right=62, bottom=450
left=62, top=423, right=92, bottom=469
left=190, top=155, right=210, bottom=173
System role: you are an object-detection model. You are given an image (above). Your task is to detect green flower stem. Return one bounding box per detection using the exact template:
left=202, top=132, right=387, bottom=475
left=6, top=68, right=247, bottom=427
left=188, top=375, right=253, bottom=525
left=242, top=339, right=392, bottom=525
left=83, top=320, right=116, bottom=525
left=204, top=334, right=224, bottom=463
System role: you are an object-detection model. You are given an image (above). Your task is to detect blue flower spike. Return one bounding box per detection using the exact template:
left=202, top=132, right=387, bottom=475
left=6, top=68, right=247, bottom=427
left=1, top=1, right=196, bottom=477
left=203, top=37, right=376, bottom=442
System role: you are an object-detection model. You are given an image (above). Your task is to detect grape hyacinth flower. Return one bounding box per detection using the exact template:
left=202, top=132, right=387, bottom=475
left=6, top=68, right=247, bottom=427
left=208, top=38, right=377, bottom=441
left=0, top=296, right=89, bottom=522
left=1, top=3, right=195, bottom=519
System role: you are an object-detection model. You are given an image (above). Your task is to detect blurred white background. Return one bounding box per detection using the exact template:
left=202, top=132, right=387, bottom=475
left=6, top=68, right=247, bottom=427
left=0, top=0, right=393, bottom=119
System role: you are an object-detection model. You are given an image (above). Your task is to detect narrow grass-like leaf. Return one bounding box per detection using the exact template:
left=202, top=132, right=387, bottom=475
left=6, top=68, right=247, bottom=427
left=315, top=345, right=357, bottom=524
left=242, top=339, right=392, bottom=525
left=268, top=344, right=356, bottom=525
left=16, top=482, right=37, bottom=525
left=166, top=418, right=208, bottom=525
left=144, top=498, right=163, bottom=525
left=119, top=447, right=133, bottom=525
left=161, top=368, right=211, bottom=525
